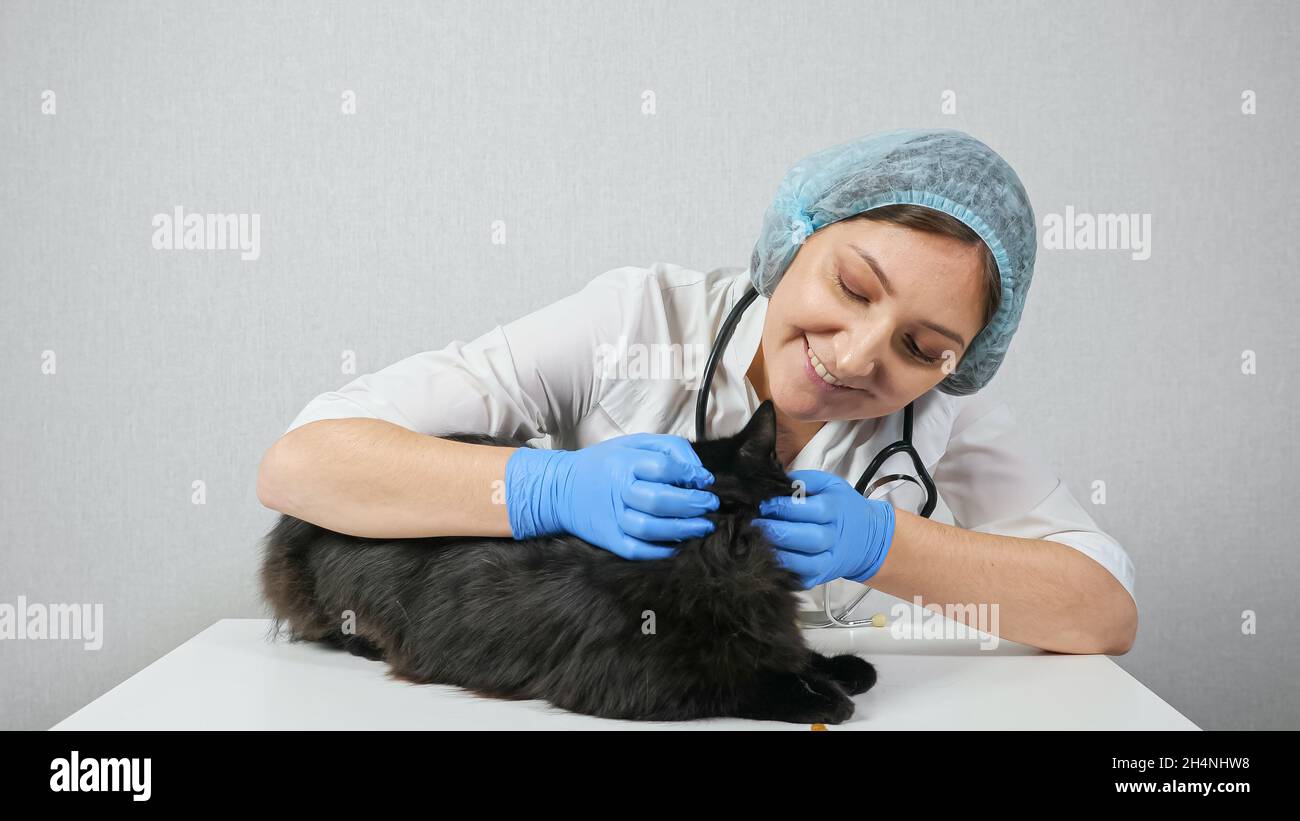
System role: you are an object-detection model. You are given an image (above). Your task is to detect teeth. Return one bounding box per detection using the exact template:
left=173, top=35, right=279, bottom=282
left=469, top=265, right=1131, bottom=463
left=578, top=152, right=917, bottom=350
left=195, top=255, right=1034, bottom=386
left=806, top=341, right=843, bottom=386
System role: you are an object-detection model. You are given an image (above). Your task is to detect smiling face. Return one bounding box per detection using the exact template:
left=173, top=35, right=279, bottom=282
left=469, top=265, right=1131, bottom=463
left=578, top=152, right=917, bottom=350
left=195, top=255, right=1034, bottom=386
left=753, top=215, right=991, bottom=423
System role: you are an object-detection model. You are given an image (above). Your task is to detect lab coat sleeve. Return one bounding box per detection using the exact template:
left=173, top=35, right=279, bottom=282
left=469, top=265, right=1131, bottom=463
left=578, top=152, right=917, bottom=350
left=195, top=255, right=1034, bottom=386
left=282, top=267, right=643, bottom=444
left=931, top=389, right=1136, bottom=603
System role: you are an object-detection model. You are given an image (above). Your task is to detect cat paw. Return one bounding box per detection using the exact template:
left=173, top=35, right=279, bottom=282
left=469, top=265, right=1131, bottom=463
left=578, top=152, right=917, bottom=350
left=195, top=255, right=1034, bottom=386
left=796, top=675, right=856, bottom=725
left=809, top=652, right=877, bottom=696
left=734, top=669, right=857, bottom=725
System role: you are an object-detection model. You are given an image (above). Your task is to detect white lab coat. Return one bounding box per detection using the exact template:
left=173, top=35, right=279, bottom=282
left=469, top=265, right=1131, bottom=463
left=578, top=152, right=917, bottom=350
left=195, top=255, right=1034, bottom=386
left=285, top=263, right=1136, bottom=611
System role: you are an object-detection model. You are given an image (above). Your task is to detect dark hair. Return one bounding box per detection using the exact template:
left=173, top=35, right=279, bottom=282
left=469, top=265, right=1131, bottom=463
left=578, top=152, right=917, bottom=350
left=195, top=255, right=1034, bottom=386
left=848, top=204, right=1001, bottom=333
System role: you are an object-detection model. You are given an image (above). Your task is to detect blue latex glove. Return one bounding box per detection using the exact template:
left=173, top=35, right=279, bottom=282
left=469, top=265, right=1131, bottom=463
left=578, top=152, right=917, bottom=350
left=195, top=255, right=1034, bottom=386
left=505, top=433, right=719, bottom=560
left=750, top=469, right=896, bottom=589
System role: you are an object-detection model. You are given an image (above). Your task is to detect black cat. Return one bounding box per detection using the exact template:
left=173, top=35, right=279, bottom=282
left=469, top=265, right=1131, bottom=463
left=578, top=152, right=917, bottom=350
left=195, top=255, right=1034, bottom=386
left=259, top=399, right=877, bottom=724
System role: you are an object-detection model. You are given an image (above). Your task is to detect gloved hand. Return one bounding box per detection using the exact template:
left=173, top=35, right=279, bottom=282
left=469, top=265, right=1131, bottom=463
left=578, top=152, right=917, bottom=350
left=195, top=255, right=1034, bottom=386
left=505, top=433, right=719, bottom=560
left=750, top=469, right=896, bottom=589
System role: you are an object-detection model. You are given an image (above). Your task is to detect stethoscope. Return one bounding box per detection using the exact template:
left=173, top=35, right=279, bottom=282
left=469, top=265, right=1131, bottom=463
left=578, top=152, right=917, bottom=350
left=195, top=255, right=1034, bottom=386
left=695, top=284, right=937, bottom=628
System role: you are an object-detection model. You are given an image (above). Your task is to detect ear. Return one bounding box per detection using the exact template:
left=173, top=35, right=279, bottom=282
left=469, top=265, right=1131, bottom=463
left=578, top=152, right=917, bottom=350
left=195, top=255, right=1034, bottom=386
left=735, top=400, right=778, bottom=465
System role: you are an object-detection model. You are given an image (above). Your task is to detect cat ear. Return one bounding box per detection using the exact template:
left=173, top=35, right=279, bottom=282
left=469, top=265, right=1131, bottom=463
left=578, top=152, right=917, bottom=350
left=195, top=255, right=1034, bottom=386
left=735, top=399, right=778, bottom=465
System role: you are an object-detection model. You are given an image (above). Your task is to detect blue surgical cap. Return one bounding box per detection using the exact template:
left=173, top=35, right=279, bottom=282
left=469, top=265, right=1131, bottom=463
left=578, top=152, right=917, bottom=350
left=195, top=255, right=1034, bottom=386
left=748, top=128, right=1037, bottom=395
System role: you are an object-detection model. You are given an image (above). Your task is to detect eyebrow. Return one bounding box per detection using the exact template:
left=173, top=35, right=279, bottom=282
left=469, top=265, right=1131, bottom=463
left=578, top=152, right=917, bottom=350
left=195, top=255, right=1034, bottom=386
left=847, top=243, right=968, bottom=350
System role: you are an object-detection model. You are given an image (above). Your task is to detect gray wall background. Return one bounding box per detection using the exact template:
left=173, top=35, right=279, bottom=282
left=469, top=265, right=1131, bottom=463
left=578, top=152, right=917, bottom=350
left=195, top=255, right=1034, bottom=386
left=2, top=0, right=1296, bottom=730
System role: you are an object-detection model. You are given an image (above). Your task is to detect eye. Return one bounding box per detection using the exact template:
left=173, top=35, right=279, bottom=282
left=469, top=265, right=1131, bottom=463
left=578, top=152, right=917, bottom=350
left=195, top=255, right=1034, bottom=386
left=834, top=271, right=869, bottom=304
left=907, top=338, right=941, bottom=365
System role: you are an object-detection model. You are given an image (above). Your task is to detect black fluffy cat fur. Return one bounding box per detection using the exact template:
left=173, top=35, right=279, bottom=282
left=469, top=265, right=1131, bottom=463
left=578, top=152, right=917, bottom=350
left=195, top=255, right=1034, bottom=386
left=259, top=399, right=877, bottom=724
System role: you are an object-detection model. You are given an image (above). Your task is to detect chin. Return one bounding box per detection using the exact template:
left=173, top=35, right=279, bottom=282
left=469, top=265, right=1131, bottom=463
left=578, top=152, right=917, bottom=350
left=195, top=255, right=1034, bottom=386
left=773, top=377, right=881, bottom=422
left=771, top=380, right=837, bottom=421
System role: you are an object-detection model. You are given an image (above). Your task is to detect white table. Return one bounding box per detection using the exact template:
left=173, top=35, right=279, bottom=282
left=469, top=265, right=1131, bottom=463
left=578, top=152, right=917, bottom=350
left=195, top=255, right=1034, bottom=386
left=52, top=612, right=1197, bottom=730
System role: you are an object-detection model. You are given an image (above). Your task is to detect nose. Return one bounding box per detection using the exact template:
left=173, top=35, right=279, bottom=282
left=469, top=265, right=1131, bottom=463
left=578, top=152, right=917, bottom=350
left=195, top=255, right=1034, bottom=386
left=833, top=324, right=887, bottom=386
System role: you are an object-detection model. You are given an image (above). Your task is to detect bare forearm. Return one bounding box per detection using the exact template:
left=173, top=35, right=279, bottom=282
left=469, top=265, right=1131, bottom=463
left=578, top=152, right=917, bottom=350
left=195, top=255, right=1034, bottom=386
left=256, top=418, right=515, bottom=539
left=870, top=510, right=1138, bottom=655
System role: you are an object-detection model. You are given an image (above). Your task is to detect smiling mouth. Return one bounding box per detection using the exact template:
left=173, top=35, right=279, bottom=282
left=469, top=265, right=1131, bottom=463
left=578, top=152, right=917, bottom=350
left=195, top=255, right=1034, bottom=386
left=806, top=342, right=844, bottom=386
left=803, top=335, right=855, bottom=391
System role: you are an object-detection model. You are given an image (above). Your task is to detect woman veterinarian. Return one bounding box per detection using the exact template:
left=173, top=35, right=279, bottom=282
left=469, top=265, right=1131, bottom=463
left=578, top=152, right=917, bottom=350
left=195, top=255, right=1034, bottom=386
left=258, top=128, right=1137, bottom=655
